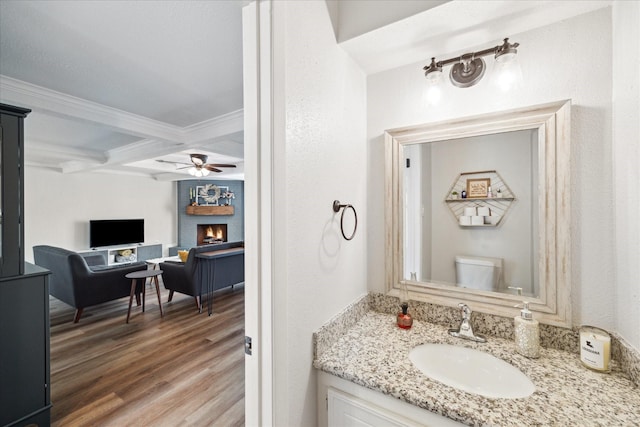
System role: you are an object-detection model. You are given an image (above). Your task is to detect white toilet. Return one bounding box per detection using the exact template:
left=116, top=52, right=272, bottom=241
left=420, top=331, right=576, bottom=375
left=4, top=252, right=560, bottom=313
left=455, top=255, right=503, bottom=291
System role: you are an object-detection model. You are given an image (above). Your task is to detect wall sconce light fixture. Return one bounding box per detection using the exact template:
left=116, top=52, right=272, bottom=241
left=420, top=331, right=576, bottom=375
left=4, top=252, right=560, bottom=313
left=423, top=38, right=521, bottom=97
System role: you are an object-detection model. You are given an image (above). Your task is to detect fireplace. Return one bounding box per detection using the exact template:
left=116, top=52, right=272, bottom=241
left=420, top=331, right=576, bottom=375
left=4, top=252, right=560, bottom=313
left=197, top=224, right=228, bottom=245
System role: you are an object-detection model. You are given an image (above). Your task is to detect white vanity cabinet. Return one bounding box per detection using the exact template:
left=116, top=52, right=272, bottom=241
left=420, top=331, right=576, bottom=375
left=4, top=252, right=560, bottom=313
left=317, top=371, right=465, bottom=427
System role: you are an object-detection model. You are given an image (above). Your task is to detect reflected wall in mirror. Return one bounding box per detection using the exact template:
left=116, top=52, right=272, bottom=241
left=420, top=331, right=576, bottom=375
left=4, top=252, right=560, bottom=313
left=385, top=100, right=572, bottom=327
left=403, top=130, right=539, bottom=297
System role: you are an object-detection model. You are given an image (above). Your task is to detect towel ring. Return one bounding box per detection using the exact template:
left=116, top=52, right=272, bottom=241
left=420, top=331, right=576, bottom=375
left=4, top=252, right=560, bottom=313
left=332, top=200, right=358, bottom=241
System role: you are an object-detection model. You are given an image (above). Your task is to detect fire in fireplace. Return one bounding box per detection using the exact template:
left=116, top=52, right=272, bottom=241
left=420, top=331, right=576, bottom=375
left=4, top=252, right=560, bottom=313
left=197, top=224, right=228, bottom=245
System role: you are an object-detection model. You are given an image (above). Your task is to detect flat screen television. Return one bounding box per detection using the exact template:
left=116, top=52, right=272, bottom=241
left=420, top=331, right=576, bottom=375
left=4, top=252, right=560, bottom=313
left=89, top=219, right=144, bottom=248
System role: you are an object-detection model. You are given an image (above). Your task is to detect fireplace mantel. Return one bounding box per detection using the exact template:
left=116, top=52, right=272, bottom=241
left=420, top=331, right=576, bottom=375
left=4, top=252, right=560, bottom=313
left=186, top=205, right=235, bottom=216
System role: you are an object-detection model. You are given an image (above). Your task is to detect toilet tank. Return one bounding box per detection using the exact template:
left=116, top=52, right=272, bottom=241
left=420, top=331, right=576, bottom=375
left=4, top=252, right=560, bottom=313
left=455, top=255, right=503, bottom=291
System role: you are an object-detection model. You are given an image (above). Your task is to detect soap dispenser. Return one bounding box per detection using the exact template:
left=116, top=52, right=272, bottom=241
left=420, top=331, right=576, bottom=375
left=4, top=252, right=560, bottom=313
left=514, top=302, right=540, bottom=358
left=397, top=282, right=413, bottom=329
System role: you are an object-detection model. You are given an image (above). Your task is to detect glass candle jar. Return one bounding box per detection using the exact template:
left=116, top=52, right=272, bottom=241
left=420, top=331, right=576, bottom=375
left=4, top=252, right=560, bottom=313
left=579, top=325, right=611, bottom=373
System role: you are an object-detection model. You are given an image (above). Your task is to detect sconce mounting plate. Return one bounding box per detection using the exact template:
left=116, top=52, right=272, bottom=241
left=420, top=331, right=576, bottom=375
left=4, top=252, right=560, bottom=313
left=450, top=58, right=486, bottom=88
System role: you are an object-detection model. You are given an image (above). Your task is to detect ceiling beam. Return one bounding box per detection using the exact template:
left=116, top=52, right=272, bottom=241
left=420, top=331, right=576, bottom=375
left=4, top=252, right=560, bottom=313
left=183, top=109, right=244, bottom=143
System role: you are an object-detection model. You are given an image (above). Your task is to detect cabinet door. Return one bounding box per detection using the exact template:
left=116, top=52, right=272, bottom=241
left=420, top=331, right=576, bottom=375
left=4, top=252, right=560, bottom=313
left=328, top=388, right=422, bottom=427
left=0, top=274, right=50, bottom=426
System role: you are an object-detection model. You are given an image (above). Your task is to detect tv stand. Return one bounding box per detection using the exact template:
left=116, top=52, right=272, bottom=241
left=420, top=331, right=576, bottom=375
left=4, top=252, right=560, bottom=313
left=80, top=243, right=162, bottom=266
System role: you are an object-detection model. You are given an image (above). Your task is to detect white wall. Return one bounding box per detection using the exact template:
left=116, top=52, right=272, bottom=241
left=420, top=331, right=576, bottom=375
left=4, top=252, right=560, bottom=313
left=328, top=0, right=447, bottom=42
left=24, top=167, right=177, bottom=261
left=613, top=2, right=640, bottom=348
left=368, top=8, right=617, bottom=331
left=271, top=1, right=368, bottom=425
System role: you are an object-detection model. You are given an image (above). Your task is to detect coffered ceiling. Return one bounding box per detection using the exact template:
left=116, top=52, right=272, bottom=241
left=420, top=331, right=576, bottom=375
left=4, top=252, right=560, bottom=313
left=0, top=0, right=245, bottom=180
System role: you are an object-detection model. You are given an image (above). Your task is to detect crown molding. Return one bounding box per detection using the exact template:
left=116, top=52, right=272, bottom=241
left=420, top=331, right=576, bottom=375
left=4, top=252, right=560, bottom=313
left=0, top=75, right=185, bottom=142
left=1, top=76, right=244, bottom=145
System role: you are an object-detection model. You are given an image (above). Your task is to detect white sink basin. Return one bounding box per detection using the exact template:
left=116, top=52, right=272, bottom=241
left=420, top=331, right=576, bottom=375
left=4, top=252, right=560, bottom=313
left=409, top=343, right=535, bottom=399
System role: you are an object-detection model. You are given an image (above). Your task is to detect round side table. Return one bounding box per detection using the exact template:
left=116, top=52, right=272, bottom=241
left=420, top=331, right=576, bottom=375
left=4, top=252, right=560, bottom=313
left=125, top=269, right=164, bottom=323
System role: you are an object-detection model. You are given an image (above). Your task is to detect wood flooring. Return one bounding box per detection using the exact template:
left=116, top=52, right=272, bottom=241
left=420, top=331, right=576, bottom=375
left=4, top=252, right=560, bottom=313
left=49, top=282, right=245, bottom=427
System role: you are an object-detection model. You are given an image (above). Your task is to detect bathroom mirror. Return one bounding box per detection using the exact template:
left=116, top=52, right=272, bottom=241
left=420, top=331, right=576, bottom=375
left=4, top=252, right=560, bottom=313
left=385, top=100, right=572, bottom=326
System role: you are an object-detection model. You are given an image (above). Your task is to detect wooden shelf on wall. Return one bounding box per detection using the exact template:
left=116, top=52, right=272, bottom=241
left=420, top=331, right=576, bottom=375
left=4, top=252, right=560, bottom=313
left=186, top=205, right=234, bottom=216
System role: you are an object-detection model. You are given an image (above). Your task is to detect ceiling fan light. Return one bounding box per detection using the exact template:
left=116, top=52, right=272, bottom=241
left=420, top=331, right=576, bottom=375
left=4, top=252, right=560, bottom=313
left=188, top=167, right=197, bottom=176
left=190, top=154, right=207, bottom=166
left=202, top=169, right=210, bottom=177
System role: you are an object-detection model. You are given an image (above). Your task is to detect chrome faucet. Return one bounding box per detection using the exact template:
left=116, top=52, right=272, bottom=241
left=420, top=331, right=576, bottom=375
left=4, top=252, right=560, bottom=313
left=448, top=303, right=486, bottom=343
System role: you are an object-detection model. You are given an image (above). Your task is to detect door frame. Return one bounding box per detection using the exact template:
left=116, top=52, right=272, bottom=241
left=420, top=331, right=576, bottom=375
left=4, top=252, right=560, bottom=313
left=243, top=1, right=275, bottom=425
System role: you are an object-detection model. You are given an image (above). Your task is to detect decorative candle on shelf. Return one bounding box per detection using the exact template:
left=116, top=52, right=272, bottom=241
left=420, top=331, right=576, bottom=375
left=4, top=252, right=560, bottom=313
left=580, top=326, right=611, bottom=373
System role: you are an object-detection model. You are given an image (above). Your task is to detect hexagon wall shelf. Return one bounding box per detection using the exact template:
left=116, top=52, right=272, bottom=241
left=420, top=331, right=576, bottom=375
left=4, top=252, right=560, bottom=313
left=445, top=170, right=515, bottom=227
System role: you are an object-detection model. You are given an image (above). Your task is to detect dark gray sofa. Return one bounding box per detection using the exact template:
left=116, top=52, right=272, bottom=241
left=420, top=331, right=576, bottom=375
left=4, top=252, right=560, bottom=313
left=160, top=241, right=244, bottom=312
left=33, top=245, right=147, bottom=322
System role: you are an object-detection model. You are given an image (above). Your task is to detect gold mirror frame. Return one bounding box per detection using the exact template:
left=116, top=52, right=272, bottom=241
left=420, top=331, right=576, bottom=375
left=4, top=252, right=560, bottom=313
left=384, top=100, right=571, bottom=327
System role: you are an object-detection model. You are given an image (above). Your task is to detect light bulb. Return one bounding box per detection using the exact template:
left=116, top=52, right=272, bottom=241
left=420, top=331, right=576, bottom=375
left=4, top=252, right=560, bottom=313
left=424, top=69, right=444, bottom=107
left=493, top=52, right=522, bottom=92
left=202, top=169, right=210, bottom=176
left=188, top=167, right=196, bottom=176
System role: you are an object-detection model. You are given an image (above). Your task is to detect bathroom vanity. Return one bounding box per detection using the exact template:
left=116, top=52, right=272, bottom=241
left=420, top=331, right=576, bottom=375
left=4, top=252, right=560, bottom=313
left=314, top=295, right=640, bottom=426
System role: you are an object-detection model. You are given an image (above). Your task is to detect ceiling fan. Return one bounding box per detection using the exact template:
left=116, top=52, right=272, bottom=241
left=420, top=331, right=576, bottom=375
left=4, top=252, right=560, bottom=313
left=157, top=153, right=237, bottom=177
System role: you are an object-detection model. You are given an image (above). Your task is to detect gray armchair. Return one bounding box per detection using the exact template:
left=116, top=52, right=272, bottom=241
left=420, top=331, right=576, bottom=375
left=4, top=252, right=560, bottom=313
left=33, top=245, right=147, bottom=322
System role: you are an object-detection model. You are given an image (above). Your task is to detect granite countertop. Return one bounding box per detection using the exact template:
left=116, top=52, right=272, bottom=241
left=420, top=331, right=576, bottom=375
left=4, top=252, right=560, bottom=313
left=314, top=311, right=640, bottom=426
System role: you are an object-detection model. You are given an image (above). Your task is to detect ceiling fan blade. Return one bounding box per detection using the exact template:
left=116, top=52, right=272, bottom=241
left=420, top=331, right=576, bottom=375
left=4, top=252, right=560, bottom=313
left=156, top=159, right=192, bottom=166
left=204, top=165, right=223, bottom=173
left=206, top=163, right=237, bottom=168
left=160, top=156, right=236, bottom=173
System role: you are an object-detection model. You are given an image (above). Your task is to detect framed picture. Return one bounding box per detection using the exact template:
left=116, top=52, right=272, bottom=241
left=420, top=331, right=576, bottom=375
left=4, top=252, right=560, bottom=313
left=197, top=184, right=221, bottom=206
left=466, top=178, right=491, bottom=198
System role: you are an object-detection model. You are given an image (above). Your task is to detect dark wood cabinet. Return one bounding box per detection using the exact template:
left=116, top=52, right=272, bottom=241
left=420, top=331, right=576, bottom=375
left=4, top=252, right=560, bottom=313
left=0, top=104, right=51, bottom=426
left=0, top=264, right=51, bottom=427
left=0, top=103, right=30, bottom=277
